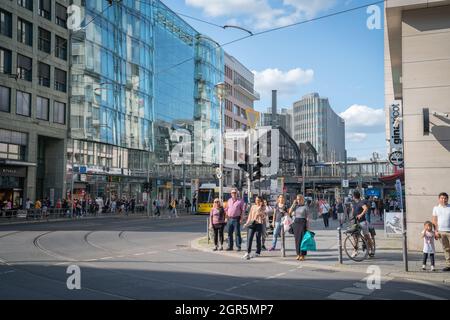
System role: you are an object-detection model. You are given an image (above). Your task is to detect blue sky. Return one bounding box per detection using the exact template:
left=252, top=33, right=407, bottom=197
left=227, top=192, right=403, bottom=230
left=160, top=0, right=387, bottom=160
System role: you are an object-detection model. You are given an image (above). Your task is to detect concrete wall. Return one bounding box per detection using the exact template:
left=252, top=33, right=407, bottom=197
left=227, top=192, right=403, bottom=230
left=401, top=5, right=450, bottom=251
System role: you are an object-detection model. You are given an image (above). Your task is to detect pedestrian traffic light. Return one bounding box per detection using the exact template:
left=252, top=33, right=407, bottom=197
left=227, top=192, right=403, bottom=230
left=251, top=160, right=263, bottom=181
left=143, top=182, right=152, bottom=192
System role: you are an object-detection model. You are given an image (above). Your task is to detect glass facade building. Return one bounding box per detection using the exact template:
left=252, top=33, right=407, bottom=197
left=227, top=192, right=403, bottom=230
left=68, top=0, right=155, bottom=200
left=67, top=0, right=225, bottom=202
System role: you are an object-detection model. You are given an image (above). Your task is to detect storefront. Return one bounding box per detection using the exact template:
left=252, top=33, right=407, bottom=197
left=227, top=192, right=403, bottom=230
left=0, top=166, right=26, bottom=209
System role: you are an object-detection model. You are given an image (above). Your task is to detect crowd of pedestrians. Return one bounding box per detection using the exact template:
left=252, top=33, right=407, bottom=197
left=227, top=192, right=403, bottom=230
left=207, top=188, right=450, bottom=272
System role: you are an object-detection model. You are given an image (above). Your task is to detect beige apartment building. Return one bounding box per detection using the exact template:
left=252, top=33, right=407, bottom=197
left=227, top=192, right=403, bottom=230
left=385, top=0, right=450, bottom=250
left=223, top=53, right=260, bottom=187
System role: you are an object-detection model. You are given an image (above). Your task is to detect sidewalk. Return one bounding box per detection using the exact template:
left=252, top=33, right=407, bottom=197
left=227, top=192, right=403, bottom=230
left=192, top=217, right=450, bottom=285
left=0, top=207, right=194, bottom=226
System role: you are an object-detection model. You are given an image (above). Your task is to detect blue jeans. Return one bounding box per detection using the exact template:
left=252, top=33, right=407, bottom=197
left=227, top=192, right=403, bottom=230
left=271, top=222, right=282, bottom=248
left=227, top=219, right=242, bottom=249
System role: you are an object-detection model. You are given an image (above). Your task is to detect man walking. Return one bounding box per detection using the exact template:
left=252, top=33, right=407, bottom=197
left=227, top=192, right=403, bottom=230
left=432, top=192, right=450, bottom=272
left=225, top=188, right=245, bottom=251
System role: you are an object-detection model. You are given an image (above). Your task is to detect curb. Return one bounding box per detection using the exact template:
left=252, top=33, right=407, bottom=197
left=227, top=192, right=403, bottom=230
left=190, top=236, right=450, bottom=286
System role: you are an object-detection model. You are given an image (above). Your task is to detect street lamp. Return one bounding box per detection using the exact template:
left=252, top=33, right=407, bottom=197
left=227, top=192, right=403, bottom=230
left=214, top=82, right=227, bottom=201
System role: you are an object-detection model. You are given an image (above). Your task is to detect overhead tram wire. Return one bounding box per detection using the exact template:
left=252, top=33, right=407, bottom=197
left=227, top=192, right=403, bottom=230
left=129, top=0, right=387, bottom=86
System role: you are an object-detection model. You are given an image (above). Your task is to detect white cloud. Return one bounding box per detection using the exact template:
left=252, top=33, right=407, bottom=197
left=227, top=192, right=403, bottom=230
left=346, top=132, right=367, bottom=142
left=339, top=104, right=385, bottom=133
left=252, top=68, right=314, bottom=96
left=185, top=0, right=336, bottom=30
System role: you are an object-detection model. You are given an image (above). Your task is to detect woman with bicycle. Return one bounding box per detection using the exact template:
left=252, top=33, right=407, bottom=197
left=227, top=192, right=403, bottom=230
left=289, top=194, right=310, bottom=261
left=351, top=190, right=375, bottom=258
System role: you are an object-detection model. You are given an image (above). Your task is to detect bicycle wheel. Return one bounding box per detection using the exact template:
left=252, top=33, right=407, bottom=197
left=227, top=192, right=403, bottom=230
left=344, top=234, right=369, bottom=262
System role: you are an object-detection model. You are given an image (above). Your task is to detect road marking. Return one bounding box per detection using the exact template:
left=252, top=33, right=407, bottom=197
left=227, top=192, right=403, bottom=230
left=401, top=290, right=446, bottom=300
left=275, top=272, right=286, bottom=277
left=405, top=278, right=450, bottom=291
left=225, top=286, right=240, bottom=292
left=133, top=253, right=145, bottom=256
left=342, top=287, right=374, bottom=295
left=328, top=292, right=363, bottom=300
left=168, top=249, right=177, bottom=252
left=116, top=255, right=125, bottom=258
left=100, top=256, right=113, bottom=260
left=0, top=270, right=15, bottom=275
left=146, top=251, right=157, bottom=255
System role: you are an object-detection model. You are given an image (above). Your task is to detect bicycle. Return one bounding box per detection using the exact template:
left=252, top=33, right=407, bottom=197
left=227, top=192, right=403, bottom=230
left=343, top=223, right=376, bottom=262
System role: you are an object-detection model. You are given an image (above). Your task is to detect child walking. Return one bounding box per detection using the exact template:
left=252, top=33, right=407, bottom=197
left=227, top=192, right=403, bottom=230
left=421, top=221, right=436, bottom=271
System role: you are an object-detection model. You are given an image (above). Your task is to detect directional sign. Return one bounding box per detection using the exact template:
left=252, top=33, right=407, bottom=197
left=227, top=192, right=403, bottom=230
left=389, top=151, right=404, bottom=167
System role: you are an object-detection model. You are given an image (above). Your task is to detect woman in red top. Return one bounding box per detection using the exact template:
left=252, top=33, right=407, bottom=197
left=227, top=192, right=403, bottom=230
left=210, top=198, right=226, bottom=251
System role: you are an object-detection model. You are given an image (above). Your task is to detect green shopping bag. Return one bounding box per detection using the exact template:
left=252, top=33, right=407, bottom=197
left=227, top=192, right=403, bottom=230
left=300, top=231, right=317, bottom=252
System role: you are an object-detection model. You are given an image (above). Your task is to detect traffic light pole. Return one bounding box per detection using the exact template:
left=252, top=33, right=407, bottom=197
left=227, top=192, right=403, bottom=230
left=247, top=129, right=252, bottom=204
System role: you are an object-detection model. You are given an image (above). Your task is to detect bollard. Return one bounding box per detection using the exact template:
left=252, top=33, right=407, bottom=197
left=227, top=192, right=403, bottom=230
left=402, top=231, right=408, bottom=272
left=207, top=217, right=210, bottom=245
left=281, top=227, right=286, bottom=258
left=337, top=227, right=343, bottom=264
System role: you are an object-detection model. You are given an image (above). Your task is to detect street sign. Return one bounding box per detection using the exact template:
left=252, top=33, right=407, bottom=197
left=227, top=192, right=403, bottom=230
left=79, top=166, right=87, bottom=174
left=245, top=109, right=260, bottom=129
left=389, top=151, right=404, bottom=167
left=389, top=101, right=403, bottom=152
left=215, top=168, right=222, bottom=179
left=225, top=130, right=248, bottom=139
left=342, top=180, right=349, bottom=188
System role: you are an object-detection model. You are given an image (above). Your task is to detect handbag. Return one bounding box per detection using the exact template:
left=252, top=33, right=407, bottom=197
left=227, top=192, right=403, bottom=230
left=300, top=231, right=317, bottom=251
left=288, top=224, right=294, bottom=235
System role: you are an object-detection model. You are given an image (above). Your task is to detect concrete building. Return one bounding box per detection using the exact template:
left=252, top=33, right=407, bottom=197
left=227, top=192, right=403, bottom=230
left=0, top=0, right=69, bottom=206
left=223, top=53, right=259, bottom=187
left=292, top=93, right=345, bottom=163
left=385, top=0, right=450, bottom=251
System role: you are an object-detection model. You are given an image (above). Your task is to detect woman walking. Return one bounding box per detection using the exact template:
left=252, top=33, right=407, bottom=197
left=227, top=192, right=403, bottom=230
left=269, top=195, right=288, bottom=251
left=289, top=195, right=310, bottom=261
left=209, top=199, right=226, bottom=251
left=262, top=199, right=273, bottom=250
left=243, top=196, right=266, bottom=260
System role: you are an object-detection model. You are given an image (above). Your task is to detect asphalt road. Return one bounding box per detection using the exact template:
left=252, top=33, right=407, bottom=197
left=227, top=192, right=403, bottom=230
left=0, top=215, right=449, bottom=300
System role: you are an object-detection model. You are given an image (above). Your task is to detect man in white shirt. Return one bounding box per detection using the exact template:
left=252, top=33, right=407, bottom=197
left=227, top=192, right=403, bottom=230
left=432, top=192, right=450, bottom=272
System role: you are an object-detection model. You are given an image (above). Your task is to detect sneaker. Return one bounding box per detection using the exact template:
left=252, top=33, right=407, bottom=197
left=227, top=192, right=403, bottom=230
left=431, top=266, right=435, bottom=272
left=296, top=255, right=301, bottom=261
left=422, top=265, right=426, bottom=271
left=443, top=267, right=450, bottom=272
left=226, top=247, right=233, bottom=251
left=237, top=247, right=242, bottom=252
left=268, top=247, right=275, bottom=252
left=299, top=255, right=305, bottom=261
left=253, top=253, right=260, bottom=257
left=213, top=247, right=218, bottom=251
left=242, top=253, right=250, bottom=260
left=219, top=246, right=223, bottom=251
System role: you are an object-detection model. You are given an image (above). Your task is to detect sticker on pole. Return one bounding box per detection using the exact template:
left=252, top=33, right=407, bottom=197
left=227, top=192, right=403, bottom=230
left=215, top=168, right=222, bottom=179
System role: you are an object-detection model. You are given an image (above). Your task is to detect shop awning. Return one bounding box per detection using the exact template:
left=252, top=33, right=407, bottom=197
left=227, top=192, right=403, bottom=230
left=0, top=159, right=37, bottom=167
left=379, top=170, right=404, bottom=184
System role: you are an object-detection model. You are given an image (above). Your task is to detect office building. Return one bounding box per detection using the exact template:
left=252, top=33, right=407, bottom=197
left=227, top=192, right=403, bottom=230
left=292, top=93, right=345, bottom=163
left=223, top=53, right=259, bottom=187
left=0, top=0, right=70, bottom=206
left=385, top=0, right=450, bottom=251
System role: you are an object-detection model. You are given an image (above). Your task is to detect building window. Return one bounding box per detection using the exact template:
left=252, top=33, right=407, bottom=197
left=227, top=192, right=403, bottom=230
left=36, top=96, right=49, bottom=120
left=0, top=47, right=12, bottom=74
left=54, top=101, right=65, bottom=124
left=0, top=9, right=12, bottom=38
left=18, top=0, right=33, bottom=11
left=38, top=62, right=50, bottom=87
left=54, top=68, right=66, bottom=92
left=0, top=86, right=10, bottom=113
left=0, top=129, right=27, bottom=161
left=16, top=91, right=31, bottom=117
left=55, top=36, right=67, bottom=60
left=38, top=0, right=51, bottom=20
left=17, top=54, right=32, bottom=81
left=17, top=18, right=33, bottom=46
left=55, top=3, right=67, bottom=28
left=38, top=27, right=51, bottom=53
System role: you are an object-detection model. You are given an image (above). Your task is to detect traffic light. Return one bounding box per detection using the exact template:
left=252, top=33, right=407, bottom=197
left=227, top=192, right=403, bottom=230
left=143, top=181, right=152, bottom=192
left=238, top=154, right=250, bottom=174
left=252, top=160, right=263, bottom=181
